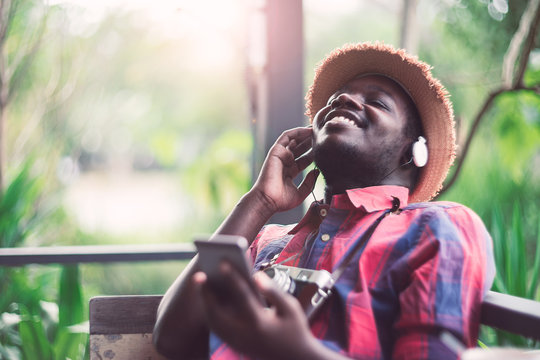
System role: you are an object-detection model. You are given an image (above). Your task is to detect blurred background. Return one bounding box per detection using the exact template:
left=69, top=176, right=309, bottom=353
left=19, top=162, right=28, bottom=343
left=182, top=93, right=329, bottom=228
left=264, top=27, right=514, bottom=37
left=0, top=0, right=539, bottom=358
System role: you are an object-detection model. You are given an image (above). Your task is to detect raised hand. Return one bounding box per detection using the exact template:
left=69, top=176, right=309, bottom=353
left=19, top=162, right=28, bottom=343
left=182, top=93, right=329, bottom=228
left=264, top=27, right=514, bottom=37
left=251, top=126, right=319, bottom=215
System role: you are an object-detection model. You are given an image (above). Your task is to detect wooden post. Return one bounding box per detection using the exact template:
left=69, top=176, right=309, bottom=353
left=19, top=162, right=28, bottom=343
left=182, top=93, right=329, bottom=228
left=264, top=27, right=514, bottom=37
left=400, top=0, right=419, bottom=54
left=248, top=0, right=305, bottom=224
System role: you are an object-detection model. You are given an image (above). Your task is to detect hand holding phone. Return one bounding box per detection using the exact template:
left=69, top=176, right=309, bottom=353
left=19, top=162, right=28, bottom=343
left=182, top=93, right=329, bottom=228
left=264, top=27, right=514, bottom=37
left=194, top=235, right=254, bottom=294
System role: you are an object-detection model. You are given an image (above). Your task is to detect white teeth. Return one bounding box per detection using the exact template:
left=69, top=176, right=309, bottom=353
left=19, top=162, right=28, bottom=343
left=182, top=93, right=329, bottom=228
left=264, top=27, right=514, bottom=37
left=328, top=116, right=357, bottom=127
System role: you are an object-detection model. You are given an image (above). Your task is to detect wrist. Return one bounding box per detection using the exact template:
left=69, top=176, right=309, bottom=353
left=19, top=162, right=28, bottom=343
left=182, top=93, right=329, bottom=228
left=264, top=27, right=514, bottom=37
left=241, top=189, right=277, bottom=221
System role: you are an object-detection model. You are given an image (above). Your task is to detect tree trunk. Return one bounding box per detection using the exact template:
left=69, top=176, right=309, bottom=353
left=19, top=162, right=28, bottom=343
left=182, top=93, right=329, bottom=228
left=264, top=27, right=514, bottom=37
left=400, top=0, right=419, bottom=54
left=0, top=98, right=5, bottom=192
left=0, top=61, right=6, bottom=193
left=0, top=0, right=12, bottom=192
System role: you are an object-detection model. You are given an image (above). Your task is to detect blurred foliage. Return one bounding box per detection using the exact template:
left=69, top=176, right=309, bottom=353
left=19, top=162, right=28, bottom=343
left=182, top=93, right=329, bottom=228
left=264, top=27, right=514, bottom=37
left=491, top=203, right=540, bottom=301
left=0, top=162, right=42, bottom=248
left=0, top=161, right=47, bottom=315
left=427, top=0, right=540, bottom=349
left=0, top=163, right=88, bottom=359
left=480, top=202, right=540, bottom=348
left=181, top=130, right=252, bottom=230
left=0, top=266, right=88, bottom=360
left=492, top=92, right=540, bottom=182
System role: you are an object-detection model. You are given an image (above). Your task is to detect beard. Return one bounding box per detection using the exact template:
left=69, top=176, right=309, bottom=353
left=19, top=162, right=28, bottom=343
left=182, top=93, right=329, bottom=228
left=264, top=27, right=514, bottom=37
left=313, top=138, right=401, bottom=189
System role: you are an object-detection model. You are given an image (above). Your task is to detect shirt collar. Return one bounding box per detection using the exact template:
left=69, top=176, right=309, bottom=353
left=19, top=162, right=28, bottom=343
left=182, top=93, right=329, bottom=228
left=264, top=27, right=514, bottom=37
left=288, top=186, right=409, bottom=234
left=334, top=185, right=409, bottom=212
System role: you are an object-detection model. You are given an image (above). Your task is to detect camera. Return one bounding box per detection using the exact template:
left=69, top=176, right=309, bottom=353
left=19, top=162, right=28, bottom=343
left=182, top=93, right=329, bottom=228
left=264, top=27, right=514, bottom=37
left=263, top=264, right=334, bottom=319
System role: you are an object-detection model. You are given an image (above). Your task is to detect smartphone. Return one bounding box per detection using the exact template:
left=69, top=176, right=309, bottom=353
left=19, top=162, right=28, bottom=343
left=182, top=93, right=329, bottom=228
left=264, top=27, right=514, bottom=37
left=194, top=234, right=253, bottom=285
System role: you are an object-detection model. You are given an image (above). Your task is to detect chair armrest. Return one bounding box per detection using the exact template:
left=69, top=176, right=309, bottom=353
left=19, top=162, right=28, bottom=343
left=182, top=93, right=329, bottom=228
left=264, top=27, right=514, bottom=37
left=89, top=295, right=163, bottom=334
left=481, top=291, right=540, bottom=341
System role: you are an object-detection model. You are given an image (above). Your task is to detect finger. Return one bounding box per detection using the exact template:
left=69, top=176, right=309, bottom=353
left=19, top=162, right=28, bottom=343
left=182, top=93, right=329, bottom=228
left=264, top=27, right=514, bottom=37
left=192, top=271, right=207, bottom=285
left=286, top=139, right=297, bottom=152
left=295, top=148, right=314, bottom=172
left=290, top=134, right=312, bottom=159
left=275, top=127, right=312, bottom=148
left=267, top=145, right=296, bottom=170
left=270, top=128, right=312, bottom=168
left=200, top=279, right=238, bottom=335
left=254, top=272, right=303, bottom=317
left=296, top=169, right=319, bottom=200
left=199, top=266, right=250, bottom=326
left=218, top=262, right=264, bottom=320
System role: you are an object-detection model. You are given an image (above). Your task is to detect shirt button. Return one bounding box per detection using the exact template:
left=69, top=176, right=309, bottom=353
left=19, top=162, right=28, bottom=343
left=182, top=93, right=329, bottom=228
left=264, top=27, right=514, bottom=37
left=319, top=208, right=328, bottom=217
left=321, top=234, right=330, bottom=242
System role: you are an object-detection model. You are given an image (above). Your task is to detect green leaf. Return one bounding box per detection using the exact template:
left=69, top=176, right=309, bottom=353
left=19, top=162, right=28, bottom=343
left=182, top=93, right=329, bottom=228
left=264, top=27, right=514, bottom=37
left=18, top=316, right=53, bottom=360
left=490, top=207, right=505, bottom=287
left=0, top=343, right=22, bottom=360
left=511, top=202, right=526, bottom=297
left=58, top=266, right=84, bottom=328
left=52, top=327, right=87, bottom=360
left=39, top=301, right=59, bottom=342
left=527, top=222, right=540, bottom=300
left=477, top=339, right=488, bottom=349
left=0, top=160, right=42, bottom=248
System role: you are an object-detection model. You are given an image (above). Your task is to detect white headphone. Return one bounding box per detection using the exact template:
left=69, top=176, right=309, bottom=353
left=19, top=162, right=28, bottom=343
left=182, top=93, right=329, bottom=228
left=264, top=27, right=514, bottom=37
left=412, top=136, right=428, bottom=167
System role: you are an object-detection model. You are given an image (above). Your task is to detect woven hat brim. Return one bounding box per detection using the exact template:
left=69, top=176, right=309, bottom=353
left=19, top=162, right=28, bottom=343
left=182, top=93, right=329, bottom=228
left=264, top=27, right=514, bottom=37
left=306, top=42, right=456, bottom=203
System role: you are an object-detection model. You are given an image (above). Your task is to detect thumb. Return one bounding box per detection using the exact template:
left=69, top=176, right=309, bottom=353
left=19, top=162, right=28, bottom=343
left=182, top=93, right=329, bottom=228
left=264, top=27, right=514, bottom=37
left=297, top=168, right=320, bottom=201
left=254, top=271, right=302, bottom=317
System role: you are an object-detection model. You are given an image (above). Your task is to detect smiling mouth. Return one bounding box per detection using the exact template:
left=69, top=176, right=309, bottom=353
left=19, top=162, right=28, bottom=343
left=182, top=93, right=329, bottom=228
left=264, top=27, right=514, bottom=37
left=324, top=113, right=367, bottom=129
left=326, top=115, right=357, bottom=127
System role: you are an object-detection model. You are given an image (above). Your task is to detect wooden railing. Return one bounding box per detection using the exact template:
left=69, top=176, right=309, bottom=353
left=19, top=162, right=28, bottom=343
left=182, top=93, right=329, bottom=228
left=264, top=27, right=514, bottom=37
left=0, top=244, right=197, bottom=265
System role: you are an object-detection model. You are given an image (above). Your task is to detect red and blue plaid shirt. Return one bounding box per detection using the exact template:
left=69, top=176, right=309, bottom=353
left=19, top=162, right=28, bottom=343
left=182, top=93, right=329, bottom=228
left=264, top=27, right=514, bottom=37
left=210, top=186, right=495, bottom=359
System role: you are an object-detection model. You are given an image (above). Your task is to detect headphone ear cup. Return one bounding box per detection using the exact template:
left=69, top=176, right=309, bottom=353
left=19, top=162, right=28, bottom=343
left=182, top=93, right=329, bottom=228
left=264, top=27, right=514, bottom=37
left=412, top=136, right=428, bottom=168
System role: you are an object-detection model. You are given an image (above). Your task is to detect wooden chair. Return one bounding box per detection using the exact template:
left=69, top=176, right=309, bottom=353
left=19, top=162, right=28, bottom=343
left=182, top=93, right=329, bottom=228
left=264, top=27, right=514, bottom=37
left=89, top=295, right=165, bottom=360
left=89, top=291, right=540, bottom=360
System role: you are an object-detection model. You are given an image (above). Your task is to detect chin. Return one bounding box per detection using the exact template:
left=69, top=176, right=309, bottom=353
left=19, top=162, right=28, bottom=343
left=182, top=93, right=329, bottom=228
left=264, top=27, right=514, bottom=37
left=313, top=139, right=392, bottom=187
left=314, top=141, right=363, bottom=180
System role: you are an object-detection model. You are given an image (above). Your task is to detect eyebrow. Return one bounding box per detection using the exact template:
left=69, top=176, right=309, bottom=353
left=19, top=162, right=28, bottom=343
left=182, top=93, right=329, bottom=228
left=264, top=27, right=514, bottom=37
left=363, top=85, right=394, bottom=99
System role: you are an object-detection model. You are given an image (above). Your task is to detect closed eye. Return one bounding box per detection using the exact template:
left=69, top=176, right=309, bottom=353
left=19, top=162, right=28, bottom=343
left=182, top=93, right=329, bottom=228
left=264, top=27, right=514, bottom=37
left=368, top=99, right=389, bottom=110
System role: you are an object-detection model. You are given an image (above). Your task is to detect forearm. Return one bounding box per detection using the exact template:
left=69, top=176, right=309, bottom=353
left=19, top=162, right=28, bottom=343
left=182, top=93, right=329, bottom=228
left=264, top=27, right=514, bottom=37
left=153, top=257, right=208, bottom=358
left=153, top=189, right=277, bottom=357
left=214, top=189, right=276, bottom=244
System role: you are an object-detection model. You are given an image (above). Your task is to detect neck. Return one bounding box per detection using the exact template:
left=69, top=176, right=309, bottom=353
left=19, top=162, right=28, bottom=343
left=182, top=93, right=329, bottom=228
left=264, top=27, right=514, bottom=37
left=322, top=180, right=367, bottom=204
left=320, top=170, right=413, bottom=204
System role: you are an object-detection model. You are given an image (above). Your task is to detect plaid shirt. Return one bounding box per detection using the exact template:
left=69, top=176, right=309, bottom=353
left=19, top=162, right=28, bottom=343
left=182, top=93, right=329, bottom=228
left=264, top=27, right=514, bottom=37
left=210, top=186, right=495, bottom=359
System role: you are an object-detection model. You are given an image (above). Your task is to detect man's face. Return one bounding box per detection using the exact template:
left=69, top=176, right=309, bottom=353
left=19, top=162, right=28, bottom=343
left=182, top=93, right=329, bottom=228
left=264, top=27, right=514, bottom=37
left=312, top=74, right=415, bottom=183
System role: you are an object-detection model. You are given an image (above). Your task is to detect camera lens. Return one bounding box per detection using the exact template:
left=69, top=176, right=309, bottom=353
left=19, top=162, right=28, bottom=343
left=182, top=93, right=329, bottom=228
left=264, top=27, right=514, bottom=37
left=263, top=267, right=296, bottom=295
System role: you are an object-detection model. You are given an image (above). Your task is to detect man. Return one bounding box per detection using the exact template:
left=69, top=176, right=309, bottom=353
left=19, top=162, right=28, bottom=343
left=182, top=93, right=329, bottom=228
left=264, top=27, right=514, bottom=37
left=153, top=42, right=495, bottom=359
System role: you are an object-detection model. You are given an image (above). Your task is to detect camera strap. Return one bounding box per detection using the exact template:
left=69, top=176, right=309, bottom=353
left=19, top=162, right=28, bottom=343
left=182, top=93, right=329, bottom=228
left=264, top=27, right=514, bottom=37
left=260, top=197, right=401, bottom=285
left=330, top=196, right=401, bottom=284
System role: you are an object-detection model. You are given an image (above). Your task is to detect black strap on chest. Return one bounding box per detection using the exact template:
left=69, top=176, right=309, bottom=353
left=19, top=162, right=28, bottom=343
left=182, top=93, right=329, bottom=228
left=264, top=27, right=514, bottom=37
left=330, top=196, right=401, bottom=283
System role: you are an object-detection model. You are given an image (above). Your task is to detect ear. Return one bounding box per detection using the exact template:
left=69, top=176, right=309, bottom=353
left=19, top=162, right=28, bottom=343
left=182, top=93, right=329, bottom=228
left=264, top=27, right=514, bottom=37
left=399, top=141, right=414, bottom=167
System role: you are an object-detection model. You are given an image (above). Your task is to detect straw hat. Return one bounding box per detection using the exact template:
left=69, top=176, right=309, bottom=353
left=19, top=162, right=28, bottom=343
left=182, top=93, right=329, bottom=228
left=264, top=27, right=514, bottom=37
left=306, top=42, right=456, bottom=203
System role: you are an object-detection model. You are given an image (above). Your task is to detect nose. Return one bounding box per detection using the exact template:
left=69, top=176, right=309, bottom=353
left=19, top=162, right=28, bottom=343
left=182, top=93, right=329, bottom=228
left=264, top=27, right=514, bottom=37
left=330, top=93, right=364, bottom=110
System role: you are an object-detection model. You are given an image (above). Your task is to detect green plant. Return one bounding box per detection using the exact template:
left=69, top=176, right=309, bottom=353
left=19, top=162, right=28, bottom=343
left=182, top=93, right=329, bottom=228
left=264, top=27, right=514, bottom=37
left=0, top=266, right=88, bottom=360
left=0, top=163, right=88, bottom=359
left=0, top=162, right=43, bottom=248
left=0, top=161, right=48, bottom=315
left=480, top=201, right=540, bottom=348
left=491, top=203, right=540, bottom=300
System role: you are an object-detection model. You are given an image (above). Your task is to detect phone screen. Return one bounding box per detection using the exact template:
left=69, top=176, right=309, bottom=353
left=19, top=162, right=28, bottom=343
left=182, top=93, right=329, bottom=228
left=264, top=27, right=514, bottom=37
left=194, top=234, right=253, bottom=284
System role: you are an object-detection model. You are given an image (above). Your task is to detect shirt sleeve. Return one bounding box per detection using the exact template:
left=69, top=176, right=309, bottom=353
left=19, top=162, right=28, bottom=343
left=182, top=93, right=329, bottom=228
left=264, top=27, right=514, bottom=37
left=248, top=224, right=296, bottom=271
left=391, top=205, right=496, bottom=360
